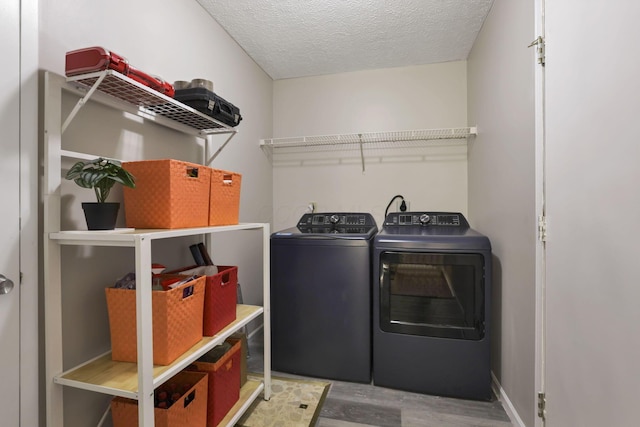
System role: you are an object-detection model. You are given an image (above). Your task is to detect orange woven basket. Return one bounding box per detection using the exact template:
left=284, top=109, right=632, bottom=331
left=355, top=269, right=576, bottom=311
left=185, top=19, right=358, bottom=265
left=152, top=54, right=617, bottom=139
left=189, top=339, right=241, bottom=427
left=105, top=275, right=205, bottom=365
left=111, top=370, right=208, bottom=427
left=123, top=159, right=212, bottom=229
left=209, top=169, right=241, bottom=226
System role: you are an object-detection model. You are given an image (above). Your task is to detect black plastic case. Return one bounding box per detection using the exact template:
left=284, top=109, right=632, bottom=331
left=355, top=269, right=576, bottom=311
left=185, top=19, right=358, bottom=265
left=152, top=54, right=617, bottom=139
left=174, top=88, right=242, bottom=127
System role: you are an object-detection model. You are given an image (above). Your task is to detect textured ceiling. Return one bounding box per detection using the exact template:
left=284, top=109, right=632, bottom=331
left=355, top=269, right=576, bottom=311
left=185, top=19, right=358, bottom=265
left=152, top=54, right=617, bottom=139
left=196, top=0, right=494, bottom=80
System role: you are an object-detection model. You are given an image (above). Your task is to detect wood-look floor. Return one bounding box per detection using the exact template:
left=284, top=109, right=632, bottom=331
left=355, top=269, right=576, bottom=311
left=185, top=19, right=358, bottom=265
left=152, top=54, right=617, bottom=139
left=246, top=329, right=514, bottom=427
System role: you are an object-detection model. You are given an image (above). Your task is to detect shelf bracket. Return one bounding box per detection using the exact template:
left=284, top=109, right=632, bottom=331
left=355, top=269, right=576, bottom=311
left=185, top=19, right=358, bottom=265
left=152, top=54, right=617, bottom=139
left=206, top=131, right=238, bottom=165
left=61, top=71, right=108, bottom=134
left=358, top=133, right=365, bottom=173
left=528, top=36, right=546, bottom=66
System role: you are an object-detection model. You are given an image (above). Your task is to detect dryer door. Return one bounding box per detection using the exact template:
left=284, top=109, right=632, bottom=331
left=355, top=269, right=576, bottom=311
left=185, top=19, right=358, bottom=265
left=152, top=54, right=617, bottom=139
left=379, top=252, right=485, bottom=340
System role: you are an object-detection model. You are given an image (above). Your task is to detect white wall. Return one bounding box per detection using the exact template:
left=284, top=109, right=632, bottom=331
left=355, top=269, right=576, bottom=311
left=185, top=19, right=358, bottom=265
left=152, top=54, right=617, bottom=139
left=39, top=0, right=272, bottom=425
left=467, top=0, right=536, bottom=426
left=272, top=62, right=469, bottom=230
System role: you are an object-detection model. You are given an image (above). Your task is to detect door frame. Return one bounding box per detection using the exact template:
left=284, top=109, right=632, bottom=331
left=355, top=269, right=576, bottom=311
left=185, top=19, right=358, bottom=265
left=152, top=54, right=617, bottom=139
left=19, top=0, right=40, bottom=425
left=533, top=0, right=546, bottom=426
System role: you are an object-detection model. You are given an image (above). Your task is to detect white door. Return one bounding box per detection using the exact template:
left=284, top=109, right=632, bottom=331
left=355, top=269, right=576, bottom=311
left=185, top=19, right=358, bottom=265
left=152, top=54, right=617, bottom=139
left=544, top=2, right=640, bottom=426
left=0, top=0, right=22, bottom=425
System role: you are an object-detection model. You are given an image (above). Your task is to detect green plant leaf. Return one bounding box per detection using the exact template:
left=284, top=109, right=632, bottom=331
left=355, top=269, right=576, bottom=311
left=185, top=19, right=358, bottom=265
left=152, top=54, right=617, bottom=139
left=64, top=157, right=136, bottom=203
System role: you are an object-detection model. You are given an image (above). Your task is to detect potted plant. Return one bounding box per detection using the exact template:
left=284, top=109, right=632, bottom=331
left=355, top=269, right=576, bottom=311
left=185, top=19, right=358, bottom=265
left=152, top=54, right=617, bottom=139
left=65, top=157, right=136, bottom=230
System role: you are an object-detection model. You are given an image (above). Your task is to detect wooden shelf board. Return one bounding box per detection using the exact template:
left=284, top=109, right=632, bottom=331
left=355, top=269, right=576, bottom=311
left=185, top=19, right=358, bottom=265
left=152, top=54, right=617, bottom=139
left=50, top=223, right=267, bottom=246
left=54, top=305, right=263, bottom=399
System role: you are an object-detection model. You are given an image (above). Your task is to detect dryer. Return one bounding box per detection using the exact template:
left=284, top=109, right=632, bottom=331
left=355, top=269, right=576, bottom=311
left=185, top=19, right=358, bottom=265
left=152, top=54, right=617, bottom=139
left=373, top=212, right=492, bottom=400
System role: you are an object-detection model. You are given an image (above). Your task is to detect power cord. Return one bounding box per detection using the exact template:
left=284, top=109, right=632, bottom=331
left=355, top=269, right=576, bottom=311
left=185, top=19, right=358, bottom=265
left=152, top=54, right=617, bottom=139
left=384, top=194, right=406, bottom=219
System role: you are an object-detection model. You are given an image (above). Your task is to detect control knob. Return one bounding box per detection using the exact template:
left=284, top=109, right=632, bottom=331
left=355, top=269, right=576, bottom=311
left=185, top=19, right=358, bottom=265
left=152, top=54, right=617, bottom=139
left=419, top=213, right=431, bottom=225
left=329, top=214, right=341, bottom=224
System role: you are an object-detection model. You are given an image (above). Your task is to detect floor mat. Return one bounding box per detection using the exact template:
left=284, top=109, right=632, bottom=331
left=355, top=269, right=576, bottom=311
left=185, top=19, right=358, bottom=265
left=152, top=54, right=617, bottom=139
left=237, top=374, right=331, bottom=427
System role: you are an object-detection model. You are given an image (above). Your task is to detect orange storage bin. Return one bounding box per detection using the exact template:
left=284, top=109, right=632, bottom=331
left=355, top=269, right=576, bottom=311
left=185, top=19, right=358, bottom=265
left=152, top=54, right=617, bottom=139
left=111, top=370, right=208, bottom=427
left=123, top=159, right=212, bottom=229
left=209, top=169, right=241, bottom=226
left=105, top=275, right=205, bottom=365
left=188, top=339, right=241, bottom=427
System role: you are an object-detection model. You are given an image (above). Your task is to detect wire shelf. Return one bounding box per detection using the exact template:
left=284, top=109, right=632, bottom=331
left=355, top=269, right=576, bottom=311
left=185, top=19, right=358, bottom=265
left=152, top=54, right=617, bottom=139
left=260, top=127, right=476, bottom=151
left=67, top=70, right=235, bottom=135
left=260, top=127, right=475, bottom=171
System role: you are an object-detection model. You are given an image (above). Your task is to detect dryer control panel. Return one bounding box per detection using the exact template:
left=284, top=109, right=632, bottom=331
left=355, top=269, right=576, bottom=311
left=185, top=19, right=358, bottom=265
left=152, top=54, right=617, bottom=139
left=384, top=212, right=469, bottom=228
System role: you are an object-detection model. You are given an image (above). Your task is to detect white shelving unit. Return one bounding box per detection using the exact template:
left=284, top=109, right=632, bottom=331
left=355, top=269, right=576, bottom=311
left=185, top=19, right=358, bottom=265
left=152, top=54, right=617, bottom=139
left=260, top=127, right=477, bottom=171
left=43, top=70, right=271, bottom=427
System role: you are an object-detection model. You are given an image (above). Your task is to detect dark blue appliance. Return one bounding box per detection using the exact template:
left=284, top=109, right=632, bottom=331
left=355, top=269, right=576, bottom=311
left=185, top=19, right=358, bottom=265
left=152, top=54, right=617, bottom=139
left=373, top=211, right=492, bottom=400
left=270, top=212, right=378, bottom=383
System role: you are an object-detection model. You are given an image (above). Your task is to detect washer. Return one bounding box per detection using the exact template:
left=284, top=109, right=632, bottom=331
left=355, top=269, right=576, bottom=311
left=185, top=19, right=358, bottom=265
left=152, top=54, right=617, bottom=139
left=270, top=212, right=378, bottom=383
left=373, top=211, right=492, bottom=400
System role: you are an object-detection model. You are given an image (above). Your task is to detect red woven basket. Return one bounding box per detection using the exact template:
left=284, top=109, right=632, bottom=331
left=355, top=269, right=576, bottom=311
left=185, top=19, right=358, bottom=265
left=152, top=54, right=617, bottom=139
left=209, top=169, right=241, bottom=226
left=203, top=266, right=237, bottom=336
left=190, top=339, right=241, bottom=427
left=171, top=265, right=238, bottom=337
left=105, top=275, right=205, bottom=365
left=123, top=159, right=212, bottom=229
left=111, top=370, right=208, bottom=427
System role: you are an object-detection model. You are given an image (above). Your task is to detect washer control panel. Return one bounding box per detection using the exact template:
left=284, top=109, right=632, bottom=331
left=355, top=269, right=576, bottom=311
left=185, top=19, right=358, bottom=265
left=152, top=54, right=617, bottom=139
left=297, top=212, right=377, bottom=231
left=384, top=212, right=469, bottom=227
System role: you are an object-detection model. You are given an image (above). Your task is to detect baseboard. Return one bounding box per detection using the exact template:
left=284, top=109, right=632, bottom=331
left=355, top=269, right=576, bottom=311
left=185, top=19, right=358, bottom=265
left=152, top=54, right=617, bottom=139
left=491, top=371, right=527, bottom=427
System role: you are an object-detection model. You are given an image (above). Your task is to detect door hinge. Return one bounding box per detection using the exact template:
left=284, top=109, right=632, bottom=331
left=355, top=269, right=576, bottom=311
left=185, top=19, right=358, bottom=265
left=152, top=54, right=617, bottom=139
left=537, top=392, right=547, bottom=420
left=538, top=215, right=547, bottom=242
left=529, top=36, right=546, bottom=65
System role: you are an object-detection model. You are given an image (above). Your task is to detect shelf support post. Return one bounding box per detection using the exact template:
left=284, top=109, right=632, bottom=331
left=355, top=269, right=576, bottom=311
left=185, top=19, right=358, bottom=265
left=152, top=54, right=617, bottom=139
left=43, top=71, right=65, bottom=427
left=135, top=235, right=155, bottom=426
left=262, top=222, right=272, bottom=400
